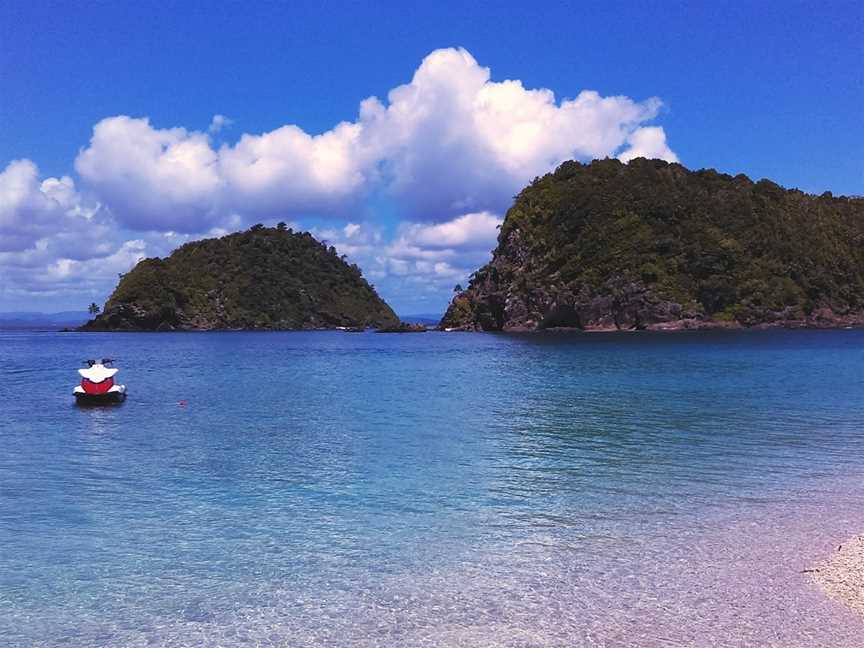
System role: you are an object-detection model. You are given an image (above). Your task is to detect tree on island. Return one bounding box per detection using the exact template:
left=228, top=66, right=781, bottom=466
left=453, top=283, right=463, bottom=293
left=88, top=302, right=101, bottom=315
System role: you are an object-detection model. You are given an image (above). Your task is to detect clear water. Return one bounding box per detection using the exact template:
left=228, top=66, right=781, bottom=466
left=1, top=330, right=863, bottom=647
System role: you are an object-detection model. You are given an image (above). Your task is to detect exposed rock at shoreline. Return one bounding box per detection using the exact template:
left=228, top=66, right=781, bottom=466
left=809, top=535, right=864, bottom=619
left=440, top=158, right=864, bottom=332
left=80, top=225, right=399, bottom=331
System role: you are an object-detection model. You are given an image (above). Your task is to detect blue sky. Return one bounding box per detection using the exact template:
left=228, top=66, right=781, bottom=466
left=1, top=1, right=862, bottom=314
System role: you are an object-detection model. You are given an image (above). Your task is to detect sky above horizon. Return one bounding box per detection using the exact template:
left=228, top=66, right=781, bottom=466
left=1, top=1, right=862, bottom=315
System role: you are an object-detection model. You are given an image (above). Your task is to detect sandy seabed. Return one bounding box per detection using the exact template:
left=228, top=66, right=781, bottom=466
left=6, top=474, right=864, bottom=648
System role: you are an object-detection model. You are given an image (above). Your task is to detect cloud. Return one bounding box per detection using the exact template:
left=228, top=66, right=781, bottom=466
left=75, top=116, right=222, bottom=232
left=3, top=47, right=678, bottom=311
left=618, top=126, right=679, bottom=164
left=72, top=47, right=675, bottom=232
left=395, top=211, right=501, bottom=249
left=0, top=239, right=149, bottom=309
left=208, top=114, right=233, bottom=134
left=0, top=159, right=103, bottom=253
left=0, top=159, right=173, bottom=307
left=302, top=211, right=502, bottom=313
left=0, top=160, right=68, bottom=252
left=361, top=49, right=666, bottom=218
left=219, top=121, right=366, bottom=216
left=41, top=240, right=148, bottom=289
left=343, top=222, right=362, bottom=239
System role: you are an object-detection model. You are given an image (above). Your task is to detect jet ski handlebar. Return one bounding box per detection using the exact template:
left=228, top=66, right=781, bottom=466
left=82, top=358, right=116, bottom=367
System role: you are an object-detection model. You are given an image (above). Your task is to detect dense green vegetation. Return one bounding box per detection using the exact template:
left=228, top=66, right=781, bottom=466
left=84, top=224, right=398, bottom=330
left=444, top=158, right=864, bottom=329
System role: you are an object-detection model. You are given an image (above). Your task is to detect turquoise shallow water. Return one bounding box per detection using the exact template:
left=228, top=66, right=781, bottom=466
left=1, top=329, right=863, bottom=646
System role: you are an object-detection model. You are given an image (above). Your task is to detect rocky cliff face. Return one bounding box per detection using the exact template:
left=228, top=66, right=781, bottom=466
left=441, top=159, right=864, bottom=332
left=80, top=225, right=399, bottom=331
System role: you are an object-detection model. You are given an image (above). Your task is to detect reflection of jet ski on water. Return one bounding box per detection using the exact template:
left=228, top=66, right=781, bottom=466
left=74, top=358, right=127, bottom=404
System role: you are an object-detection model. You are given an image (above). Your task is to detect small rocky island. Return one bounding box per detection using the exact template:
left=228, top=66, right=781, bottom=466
left=80, top=224, right=399, bottom=331
left=441, top=158, right=864, bottom=332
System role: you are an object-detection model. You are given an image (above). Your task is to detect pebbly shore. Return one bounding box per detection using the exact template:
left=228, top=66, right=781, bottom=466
left=809, top=535, right=864, bottom=618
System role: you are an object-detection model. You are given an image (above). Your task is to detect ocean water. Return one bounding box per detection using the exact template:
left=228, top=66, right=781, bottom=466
left=1, top=329, right=863, bottom=647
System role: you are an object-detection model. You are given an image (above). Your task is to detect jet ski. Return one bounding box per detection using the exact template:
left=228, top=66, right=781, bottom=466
left=74, top=358, right=127, bottom=404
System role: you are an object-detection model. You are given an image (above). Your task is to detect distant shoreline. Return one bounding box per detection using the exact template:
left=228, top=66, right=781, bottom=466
left=445, top=320, right=864, bottom=333
left=40, top=322, right=864, bottom=333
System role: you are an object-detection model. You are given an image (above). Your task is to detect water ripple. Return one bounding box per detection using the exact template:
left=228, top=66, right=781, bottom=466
left=1, top=329, right=863, bottom=646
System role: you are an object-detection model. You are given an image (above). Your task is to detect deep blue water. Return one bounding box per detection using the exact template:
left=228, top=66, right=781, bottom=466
left=1, top=330, right=863, bottom=646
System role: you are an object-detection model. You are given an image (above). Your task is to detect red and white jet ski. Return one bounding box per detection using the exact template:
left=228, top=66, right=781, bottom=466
left=74, top=358, right=127, bottom=404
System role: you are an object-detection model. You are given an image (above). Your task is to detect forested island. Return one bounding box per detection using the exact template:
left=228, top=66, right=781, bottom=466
left=80, top=159, right=864, bottom=334
left=441, top=158, right=864, bottom=331
left=80, top=225, right=398, bottom=331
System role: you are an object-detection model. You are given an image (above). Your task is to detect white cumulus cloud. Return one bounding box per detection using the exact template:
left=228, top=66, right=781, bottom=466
left=219, top=121, right=366, bottom=216
left=75, top=116, right=222, bottom=232
left=361, top=49, right=667, bottom=217
left=395, top=211, right=501, bottom=249
left=71, top=47, right=676, bottom=232
left=1, top=160, right=67, bottom=252
left=0, top=159, right=101, bottom=253
left=3, top=47, right=679, bottom=312
left=618, top=126, right=679, bottom=164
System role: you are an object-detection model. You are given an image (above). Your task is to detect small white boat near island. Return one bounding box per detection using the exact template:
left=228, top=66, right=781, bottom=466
left=73, top=358, right=127, bottom=404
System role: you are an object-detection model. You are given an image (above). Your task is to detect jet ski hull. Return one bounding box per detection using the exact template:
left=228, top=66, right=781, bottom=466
left=74, top=392, right=126, bottom=405
left=74, top=385, right=127, bottom=405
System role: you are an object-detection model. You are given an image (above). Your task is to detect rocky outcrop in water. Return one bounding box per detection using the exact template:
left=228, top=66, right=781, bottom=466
left=80, top=225, right=399, bottom=331
left=441, top=159, right=864, bottom=332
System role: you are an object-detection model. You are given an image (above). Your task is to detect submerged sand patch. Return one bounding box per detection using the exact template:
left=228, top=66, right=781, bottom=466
left=810, top=535, right=864, bottom=618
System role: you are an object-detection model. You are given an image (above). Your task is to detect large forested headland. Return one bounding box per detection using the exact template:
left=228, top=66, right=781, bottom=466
left=441, top=158, right=864, bottom=331
left=80, top=225, right=398, bottom=331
